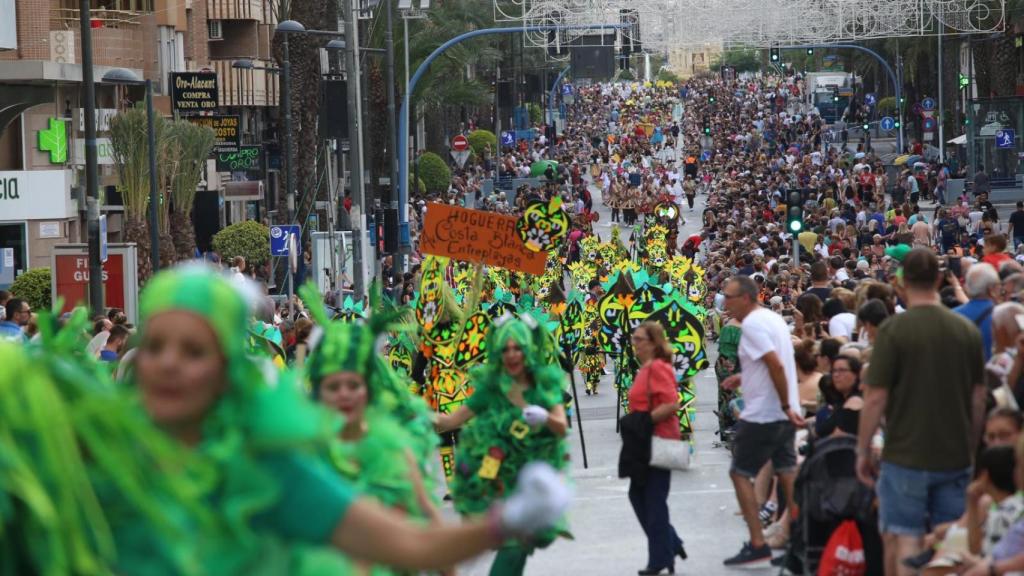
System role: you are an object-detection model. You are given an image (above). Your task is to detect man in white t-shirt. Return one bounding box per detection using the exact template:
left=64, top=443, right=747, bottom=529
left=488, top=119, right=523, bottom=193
left=721, top=275, right=804, bottom=567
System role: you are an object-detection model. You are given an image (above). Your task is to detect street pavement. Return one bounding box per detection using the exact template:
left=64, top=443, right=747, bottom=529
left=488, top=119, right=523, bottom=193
left=457, top=172, right=773, bottom=575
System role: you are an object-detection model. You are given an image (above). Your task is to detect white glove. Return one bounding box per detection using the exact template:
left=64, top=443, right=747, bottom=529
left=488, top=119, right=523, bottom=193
left=522, top=405, right=550, bottom=427
left=499, top=463, right=572, bottom=536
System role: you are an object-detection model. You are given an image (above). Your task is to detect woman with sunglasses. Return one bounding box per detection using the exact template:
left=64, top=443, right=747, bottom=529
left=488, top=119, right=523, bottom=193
left=624, top=321, right=687, bottom=575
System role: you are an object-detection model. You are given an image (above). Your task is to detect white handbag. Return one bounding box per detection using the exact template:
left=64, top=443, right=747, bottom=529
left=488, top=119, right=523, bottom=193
left=651, top=435, right=691, bottom=470
left=642, top=371, right=691, bottom=471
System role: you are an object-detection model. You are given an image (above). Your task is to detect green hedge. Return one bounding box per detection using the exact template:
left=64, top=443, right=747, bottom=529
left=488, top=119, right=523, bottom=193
left=876, top=96, right=897, bottom=117
left=212, top=220, right=271, bottom=268
left=10, top=268, right=51, bottom=312
left=416, top=152, right=451, bottom=195
left=467, top=129, right=497, bottom=157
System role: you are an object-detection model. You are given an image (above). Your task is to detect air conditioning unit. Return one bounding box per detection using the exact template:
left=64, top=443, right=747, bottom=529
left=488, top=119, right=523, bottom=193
left=208, top=20, right=223, bottom=40
left=50, top=30, right=76, bottom=64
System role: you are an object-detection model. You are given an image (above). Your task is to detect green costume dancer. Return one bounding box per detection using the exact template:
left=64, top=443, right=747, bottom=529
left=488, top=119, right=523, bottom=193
left=300, top=283, right=444, bottom=575
left=0, top=310, right=210, bottom=576
left=132, top=265, right=358, bottom=575
left=436, top=315, right=571, bottom=576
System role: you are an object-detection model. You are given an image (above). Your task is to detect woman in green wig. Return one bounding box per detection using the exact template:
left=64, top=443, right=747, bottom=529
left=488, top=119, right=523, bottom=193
left=129, top=265, right=570, bottom=574
left=299, top=284, right=449, bottom=575
left=436, top=313, right=570, bottom=576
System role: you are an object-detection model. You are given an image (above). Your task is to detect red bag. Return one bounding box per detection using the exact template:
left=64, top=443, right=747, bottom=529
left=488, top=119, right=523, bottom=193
left=817, top=520, right=865, bottom=576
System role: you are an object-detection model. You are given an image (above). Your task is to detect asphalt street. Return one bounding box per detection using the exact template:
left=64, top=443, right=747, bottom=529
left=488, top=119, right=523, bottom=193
left=458, top=169, right=773, bottom=575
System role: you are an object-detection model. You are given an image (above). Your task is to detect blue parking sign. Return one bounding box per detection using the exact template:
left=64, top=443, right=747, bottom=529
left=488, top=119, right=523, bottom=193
left=270, top=225, right=300, bottom=257
left=500, top=131, right=515, bottom=147
left=997, top=129, right=1016, bottom=149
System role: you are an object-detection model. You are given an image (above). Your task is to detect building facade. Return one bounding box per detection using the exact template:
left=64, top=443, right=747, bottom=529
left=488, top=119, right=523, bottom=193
left=0, top=0, right=281, bottom=287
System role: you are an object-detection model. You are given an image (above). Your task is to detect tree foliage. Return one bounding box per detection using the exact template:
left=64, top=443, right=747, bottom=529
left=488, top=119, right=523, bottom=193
left=211, top=221, right=271, bottom=269
left=711, top=49, right=762, bottom=73
left=10, top=268, right=51, bottom=312
left=467, top=129, right=497, bottom=157
left=416, top=152, right=451, bottom=195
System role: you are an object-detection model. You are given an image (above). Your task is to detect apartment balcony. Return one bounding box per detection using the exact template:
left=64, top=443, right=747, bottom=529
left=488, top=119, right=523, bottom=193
left=208, top=0, right=273, bottom=23
left=212, top=59, right=279, bottom=107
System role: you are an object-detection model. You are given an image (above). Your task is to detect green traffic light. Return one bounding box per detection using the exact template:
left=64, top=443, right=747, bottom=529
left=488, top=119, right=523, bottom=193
left=790, top=220, right=802, bottom=232
left=806, top=48, right=813, bottom=55
left=863, top=123, right=870, bottom=130
left=894, top=121, right=901, bottom=128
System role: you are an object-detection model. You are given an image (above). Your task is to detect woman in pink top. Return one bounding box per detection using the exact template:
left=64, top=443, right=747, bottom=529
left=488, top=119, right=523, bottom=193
left=627, top=321, right=686, bottom=575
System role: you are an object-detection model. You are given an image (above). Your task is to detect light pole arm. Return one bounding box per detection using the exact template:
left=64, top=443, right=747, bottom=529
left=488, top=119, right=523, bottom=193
left=398, top=24, right=626, bottom=254
left=783, top=43, right=903, bottom=152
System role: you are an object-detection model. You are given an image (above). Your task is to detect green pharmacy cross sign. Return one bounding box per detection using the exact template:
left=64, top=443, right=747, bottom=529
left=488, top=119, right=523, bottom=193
left=38, top=118, right=67, bottom=164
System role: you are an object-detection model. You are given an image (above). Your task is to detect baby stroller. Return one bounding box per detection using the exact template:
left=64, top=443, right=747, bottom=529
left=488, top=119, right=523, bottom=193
left=776, top=435, right=882, bottom=575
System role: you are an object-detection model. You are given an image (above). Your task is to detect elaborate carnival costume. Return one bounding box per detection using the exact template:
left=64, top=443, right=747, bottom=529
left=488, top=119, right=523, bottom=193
left=451, top=315, right=569, bottom=576
left=130, top=266, right=358, bottom=575
left=0, top=311, right=211, bottom=576
left=300, top=284, right=441, bottom=576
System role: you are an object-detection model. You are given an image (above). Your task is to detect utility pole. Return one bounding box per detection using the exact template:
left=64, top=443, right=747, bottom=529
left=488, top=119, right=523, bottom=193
left=343, top=0, right=367, bottom=299
left=937, top=2, right=945, bottom=162
left=79, top=0, right=104, bottom=314
left=283, top=34, right=295, bottom=317
left=384, top=0, right=401, bottom=290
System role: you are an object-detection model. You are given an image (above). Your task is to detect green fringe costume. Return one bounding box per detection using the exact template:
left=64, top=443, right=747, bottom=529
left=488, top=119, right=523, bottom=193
left=300, top=283, right=440, bottom=516
left=127, top=265, right=358, bottom=575
left=451, top=316, right=570, bottom=576
left=0, top=309, right=209, bottom=576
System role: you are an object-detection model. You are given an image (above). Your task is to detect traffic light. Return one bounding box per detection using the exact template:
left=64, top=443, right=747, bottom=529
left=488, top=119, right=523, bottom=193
left=862, top=122, right=870, bottom=130
left=832, top=88, right=839, bottom=102
left=959, top=73, right=970, bottom=89
left=894, top=120, right=901, bottom=128
left=702, top=117, right=711, bottom=135
left=770, top=47, right=780, bottom=62
left=708, top=95, right=716, bottom=104
left=786, top=189, right=804, bottom=233
left=806, top=48, right=814, bottom=55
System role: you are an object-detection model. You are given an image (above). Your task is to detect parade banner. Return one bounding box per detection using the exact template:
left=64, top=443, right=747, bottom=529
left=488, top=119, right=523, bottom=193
left=420, top=203, right=547, bottom=275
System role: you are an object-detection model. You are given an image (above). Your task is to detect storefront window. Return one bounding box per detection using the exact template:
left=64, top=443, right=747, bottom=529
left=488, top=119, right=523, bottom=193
left=0, top=223, right=27, bottom=289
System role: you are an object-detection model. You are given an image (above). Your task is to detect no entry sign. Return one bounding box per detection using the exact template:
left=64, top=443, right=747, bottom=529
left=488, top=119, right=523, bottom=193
left=451, top=134, right=469, bottom=152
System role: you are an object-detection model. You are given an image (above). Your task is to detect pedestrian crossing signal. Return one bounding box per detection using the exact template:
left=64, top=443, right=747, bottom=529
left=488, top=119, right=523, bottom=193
left=770, top=47, right=780, bottom=62
left=959, top=74, right=970, bottom=89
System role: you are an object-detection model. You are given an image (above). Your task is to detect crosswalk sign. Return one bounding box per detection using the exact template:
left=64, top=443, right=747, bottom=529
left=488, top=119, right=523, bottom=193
left=997, top=129, right=1016, bottom=149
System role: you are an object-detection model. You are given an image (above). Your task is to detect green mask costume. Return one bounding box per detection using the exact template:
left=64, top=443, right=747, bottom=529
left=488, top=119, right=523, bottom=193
left=0, top=307, right=209, bottom=575
left=134, top=266, right=355, bottom=575
left=451, top=314, right=569, bottom=548
left=300, top=283, right=439, bottom=515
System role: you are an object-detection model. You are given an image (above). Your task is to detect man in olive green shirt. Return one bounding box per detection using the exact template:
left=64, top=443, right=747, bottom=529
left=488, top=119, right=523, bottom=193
left=856, top=248, right=987, bottom=576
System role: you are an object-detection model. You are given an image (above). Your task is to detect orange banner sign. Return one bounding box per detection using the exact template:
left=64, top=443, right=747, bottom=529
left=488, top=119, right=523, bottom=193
left=420, top=203, right=547, bottom=275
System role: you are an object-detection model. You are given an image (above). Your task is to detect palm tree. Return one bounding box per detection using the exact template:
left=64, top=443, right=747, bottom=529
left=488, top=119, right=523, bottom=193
left=166, top=120, right=216, bottom=261
left=109, top=104, right=166, bottom=281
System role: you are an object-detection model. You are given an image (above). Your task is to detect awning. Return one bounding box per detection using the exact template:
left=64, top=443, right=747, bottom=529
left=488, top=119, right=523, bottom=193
left=947, top=134, right=967, bottom=145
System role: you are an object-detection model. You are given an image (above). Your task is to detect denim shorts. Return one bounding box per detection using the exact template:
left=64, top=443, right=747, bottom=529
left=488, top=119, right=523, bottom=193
left=730, top=419, right=797, bottom=478
left=876, top=461, right=971, bottom=536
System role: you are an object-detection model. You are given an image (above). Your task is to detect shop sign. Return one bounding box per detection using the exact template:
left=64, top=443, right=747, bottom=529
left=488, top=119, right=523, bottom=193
left=38, top=118, right=68, bottom=163
left=0, top=170, right=75, bottom=221
left=51, top=244, right=139, bottom=323
left=170, top=71, right=219, bottom=111
left=215, top=145, right=262, bottom=172
left=187, top=115, right=239, bottom=153
left=73, top=138, right=115, bottom=166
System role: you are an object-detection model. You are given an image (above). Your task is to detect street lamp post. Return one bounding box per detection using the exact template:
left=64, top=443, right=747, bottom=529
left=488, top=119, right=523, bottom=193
left=274, top=20, right=303, bottom=317
left=79, top=0, right=104, bottom=314
left=101, top=68, right=160, bottom=276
